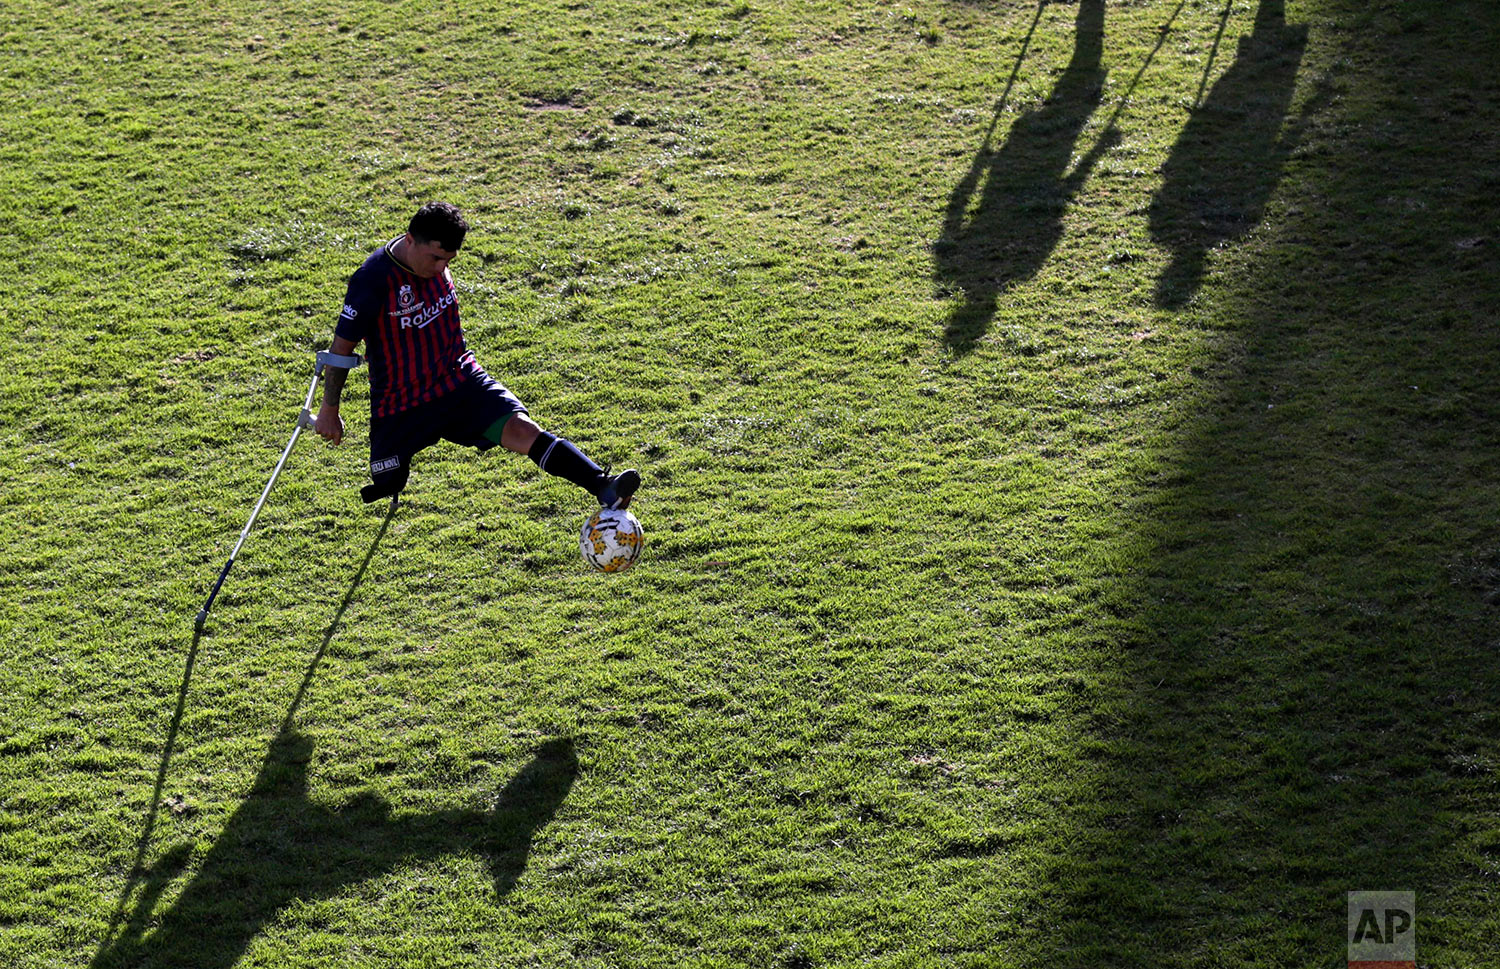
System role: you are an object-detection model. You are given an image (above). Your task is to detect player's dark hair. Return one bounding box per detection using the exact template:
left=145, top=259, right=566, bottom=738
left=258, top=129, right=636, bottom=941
left=408, top=201, right=468, bottom=251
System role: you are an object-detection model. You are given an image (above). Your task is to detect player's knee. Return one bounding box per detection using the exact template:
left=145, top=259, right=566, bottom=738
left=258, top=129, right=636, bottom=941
left=500, top=414, right=542, bottom=455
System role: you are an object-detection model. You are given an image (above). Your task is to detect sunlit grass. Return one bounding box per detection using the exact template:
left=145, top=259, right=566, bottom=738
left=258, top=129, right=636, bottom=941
left=1, top=1, right=1497, bottom=966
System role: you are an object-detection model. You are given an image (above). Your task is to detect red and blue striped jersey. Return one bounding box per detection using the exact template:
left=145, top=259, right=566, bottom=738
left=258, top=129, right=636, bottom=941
left=334, top=240, right=489, bottom=417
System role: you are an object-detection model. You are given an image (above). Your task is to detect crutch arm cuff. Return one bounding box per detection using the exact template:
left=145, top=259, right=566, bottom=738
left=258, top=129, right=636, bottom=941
left=316, top=350, right=363, bottom=374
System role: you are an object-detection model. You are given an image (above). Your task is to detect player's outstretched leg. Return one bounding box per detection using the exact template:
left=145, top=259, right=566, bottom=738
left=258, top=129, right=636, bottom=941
left=523, top=429, right=639, bottom=509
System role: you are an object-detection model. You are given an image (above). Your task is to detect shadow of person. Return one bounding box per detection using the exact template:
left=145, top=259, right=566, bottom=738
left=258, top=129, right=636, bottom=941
left=1149, top=0, right=1307, bottom=308
left=97, top=499, right=403, bottom=957
left=91, top=733, right=578, bottom=968
left=935, top=0, right=1113, bottom=354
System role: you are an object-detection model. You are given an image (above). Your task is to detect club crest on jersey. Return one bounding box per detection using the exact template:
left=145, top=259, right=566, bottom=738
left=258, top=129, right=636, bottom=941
left=397, top=285, right=416, bottom=312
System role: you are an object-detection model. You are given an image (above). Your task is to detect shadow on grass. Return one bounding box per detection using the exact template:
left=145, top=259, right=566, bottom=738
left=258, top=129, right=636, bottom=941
left=96, top=627, right=202, bottom=959
left=102, top=499, right=401, bottom=941
left=1148, top=0, right=1308, bottom=308
left=1010, top=1, right=1500, bottom=963
left=934, top=0, right=1110, bottom=354
left=91, top=735, right=577, bottom=969
left=277, top=497, right=401, bottom=734
left=94, top=500, right=578, bottom=968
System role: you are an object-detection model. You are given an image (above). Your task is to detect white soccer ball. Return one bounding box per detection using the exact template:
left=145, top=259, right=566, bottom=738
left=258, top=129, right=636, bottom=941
left=579, top=508, right=645, bottom=573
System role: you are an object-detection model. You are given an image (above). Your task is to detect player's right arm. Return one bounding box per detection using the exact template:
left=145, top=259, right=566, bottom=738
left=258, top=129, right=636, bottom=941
left=315, top=334, right=361, bottom=444
left=317, top=270, right=377, bottom=445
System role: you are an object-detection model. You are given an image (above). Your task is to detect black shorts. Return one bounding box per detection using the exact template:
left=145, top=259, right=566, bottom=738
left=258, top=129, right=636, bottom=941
left=366, top=373, right=527, bottom=497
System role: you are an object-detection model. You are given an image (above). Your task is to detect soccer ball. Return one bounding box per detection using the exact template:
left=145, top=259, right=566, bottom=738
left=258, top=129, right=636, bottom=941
left=580, top=508, right=645, bottom=573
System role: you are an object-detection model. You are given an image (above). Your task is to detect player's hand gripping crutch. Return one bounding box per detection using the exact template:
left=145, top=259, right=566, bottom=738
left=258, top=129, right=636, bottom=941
left=194, top=351, right=363, bottom=632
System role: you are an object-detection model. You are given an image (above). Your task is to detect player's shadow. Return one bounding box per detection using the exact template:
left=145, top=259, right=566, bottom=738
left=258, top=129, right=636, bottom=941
left=91, top=733, right=577, bottom=969
left=1148, top=0, right=1307, bottom=307
left=101, top=497, right=401, bottom=943
left=91, top=500, right=578, bottom=969
left=934, top=0, right=1113, bottom=354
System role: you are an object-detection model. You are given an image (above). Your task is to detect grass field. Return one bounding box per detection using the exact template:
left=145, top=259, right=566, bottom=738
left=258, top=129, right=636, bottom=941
left=3, top=0, right=1499, bottom=966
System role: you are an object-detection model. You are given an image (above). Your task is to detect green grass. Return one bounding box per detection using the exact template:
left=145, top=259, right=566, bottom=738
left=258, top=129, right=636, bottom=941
left=2, top=0, right=1499, bottom=966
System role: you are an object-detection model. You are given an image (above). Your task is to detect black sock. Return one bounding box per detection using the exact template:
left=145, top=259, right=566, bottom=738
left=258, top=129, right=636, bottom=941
left=528, top=431, right=608, bottom=496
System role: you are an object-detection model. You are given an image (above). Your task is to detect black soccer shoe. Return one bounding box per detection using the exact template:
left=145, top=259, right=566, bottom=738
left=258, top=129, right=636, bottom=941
left=598, top=468, right=640, bottom=510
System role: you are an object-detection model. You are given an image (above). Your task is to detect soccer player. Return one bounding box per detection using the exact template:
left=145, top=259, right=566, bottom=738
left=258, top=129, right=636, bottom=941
left=313, top=201, right=639, bottom=510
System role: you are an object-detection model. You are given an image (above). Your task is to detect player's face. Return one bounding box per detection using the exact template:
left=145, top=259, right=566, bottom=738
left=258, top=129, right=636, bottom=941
left=403, top=236, right=460, bottom=278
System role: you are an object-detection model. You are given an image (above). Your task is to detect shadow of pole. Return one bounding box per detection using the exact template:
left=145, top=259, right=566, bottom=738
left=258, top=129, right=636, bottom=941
left=980, top=0, right=1048, bottom=146
left=99, top=628, right=201, bottom=949
left=280, top=496, right=399, bottom=736
left=1194, top=0, right=1237, bottom=108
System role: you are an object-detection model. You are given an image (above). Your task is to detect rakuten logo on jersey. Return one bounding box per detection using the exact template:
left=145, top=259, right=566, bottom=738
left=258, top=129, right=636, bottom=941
left=395, top=290, right=456, bottom=330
